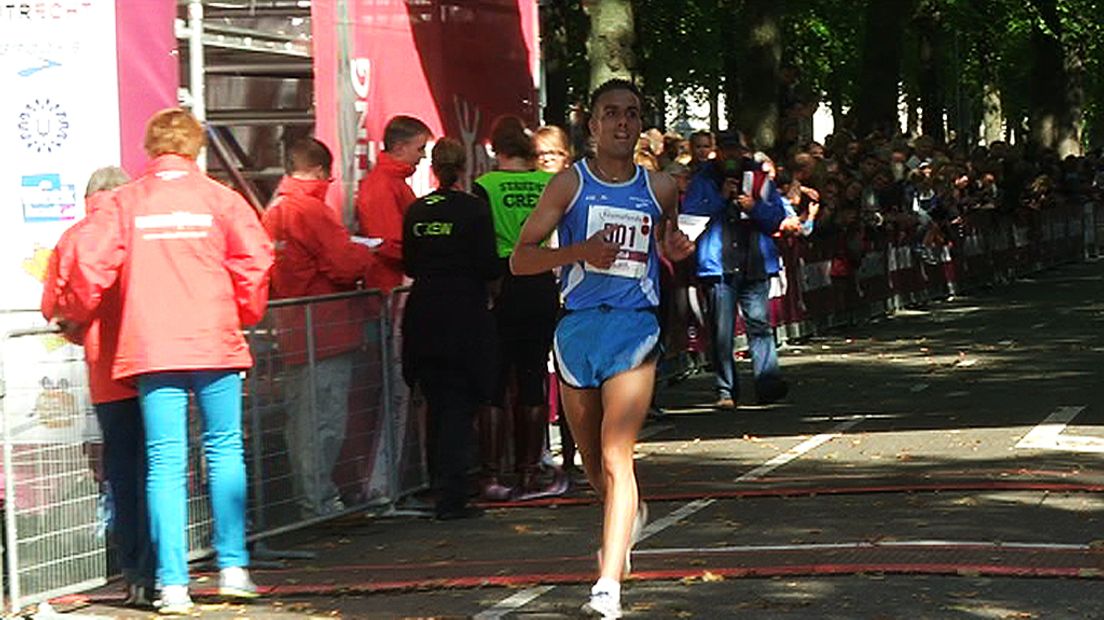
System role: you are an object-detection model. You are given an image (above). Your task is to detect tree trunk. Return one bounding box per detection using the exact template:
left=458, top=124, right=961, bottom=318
left=540, top=2, right=568, bottom=127
left=826, top=71, right=844, bottom=137
left=709, top=81, right=720, bottom=133
left=1029, top=0, right=1067, bottom=151
left=916, top=9, right=945, bottom=143
left=584, top=0, right=636, bottom=90
left=982, top=83, right=1004, bottom=144
left=1060, top=41, right=1084, bottom=157
left=906, top=91, right=920, bottom=138
left=735, top=0, right=781, bottom=151
left=855, top=0, right=910, bottom=137
left=721, top=4, right=740, bottom=131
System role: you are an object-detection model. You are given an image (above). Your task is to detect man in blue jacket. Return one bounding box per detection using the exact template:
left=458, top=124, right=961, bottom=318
left=683, top=131, right=789, bottom=409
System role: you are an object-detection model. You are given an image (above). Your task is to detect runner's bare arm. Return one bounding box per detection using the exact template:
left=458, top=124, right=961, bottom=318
left=649, top=170, right=695, bottom=262
left=510, top=169, right=620, bottom=275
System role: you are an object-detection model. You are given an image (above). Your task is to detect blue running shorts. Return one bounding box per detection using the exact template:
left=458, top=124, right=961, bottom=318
left=553, top=306, right=660, bottom=389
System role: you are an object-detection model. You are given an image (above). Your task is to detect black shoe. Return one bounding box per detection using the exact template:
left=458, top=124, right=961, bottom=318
left=435, top=505, right=484, bottom=521
left=755, top=378, right=789, bottom=405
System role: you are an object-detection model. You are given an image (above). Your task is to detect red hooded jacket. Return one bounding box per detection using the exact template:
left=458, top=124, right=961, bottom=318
left=41, top=191, right=136, bottom=404
left=355, top=151, right=416, bottom=292
left=57, top=155, right=274, bottom=380
left=264, top=176, right=377, bottom=364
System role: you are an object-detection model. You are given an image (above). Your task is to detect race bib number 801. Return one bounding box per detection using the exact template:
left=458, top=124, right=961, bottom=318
left=585, top=205, right=651, bottom=278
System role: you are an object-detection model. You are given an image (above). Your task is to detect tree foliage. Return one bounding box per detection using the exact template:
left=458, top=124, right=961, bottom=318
left=541, top=0, right=1104, bottom=151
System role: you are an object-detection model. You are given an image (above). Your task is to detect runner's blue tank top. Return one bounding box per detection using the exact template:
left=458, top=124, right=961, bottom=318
left=558, top=160, right=662, bottom=311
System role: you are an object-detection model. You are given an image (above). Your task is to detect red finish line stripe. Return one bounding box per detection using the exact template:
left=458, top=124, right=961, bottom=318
left=50, top=562, right=1104, bottom=606
left=477, top=481, right=1104, bottom=508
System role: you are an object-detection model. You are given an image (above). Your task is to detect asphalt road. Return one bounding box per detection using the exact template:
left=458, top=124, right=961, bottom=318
left=65, top=259, right=1104, bottom=619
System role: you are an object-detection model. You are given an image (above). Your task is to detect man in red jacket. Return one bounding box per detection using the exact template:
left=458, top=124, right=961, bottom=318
left=355, top=115, right=431, bottom=293
left=355, top=115, right=432, bottom=500
left=263, top=137, right=376, bottom=517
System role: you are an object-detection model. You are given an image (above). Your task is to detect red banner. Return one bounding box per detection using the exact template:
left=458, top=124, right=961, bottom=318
left=312, top=0, right=540, bottom=214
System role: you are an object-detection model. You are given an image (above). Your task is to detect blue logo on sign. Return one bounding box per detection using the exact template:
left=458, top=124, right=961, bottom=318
left=17, top=59, right=61, bottom=78
left=21, top=174, right=77, bottom=222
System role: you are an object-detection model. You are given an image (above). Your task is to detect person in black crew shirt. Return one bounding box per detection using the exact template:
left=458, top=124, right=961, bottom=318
left=402, top=137, right=501, bottom=520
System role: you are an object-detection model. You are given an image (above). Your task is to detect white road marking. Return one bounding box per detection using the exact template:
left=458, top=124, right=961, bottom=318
left=478, top=416, right=864, bottom=615
left=802, top=413, right=902, bottom=422
left=472, top=585, right=556, bottom=620
left=638, top=498, right=715, bottom=542
left=910, top=383, right=930, bottom=393
left=736, top=417, right=865, bottom=482
left=1016, top=406, right=1104, bottom=452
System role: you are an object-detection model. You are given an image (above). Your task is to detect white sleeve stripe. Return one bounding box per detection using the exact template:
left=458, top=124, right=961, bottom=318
left=564, top=164, right=584, bottom=216
left=642, top=167, right=663, bottom=217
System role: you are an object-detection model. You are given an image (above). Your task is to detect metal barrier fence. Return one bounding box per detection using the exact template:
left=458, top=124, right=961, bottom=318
left=0, top=204, right=1098, bottom=612
left=0, top=327, right=104, bottom=611
left=0, top=289, right=427, bottom=612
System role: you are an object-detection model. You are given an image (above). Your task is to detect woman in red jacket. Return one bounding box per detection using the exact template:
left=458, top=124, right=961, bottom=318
left=42, top=167, right=157, bottom=608
left=58, top=109, right=274, bottom=615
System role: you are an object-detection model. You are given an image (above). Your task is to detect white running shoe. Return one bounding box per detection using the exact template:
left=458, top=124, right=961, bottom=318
left=218, top=566, right=259, bottom=599
left=154, top=585, right=193, bottom=616
left=582, top=589, right=623, bottom=618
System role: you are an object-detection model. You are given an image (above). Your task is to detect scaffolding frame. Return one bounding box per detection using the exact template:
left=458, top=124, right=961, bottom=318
left=176, top=0, right=316, bottom=206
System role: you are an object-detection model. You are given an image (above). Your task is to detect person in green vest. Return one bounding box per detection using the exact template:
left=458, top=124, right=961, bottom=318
left=473, top=115, right=566, bottom=501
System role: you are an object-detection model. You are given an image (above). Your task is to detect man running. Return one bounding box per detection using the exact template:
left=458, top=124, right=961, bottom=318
left=511, top=79, right=694, bottom=618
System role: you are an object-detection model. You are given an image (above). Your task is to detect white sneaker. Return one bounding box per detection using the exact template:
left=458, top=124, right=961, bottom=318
left=582, top=589, right=623, bottom=618
left=320, top=497, right=346, bottom=515
left=154, top=585, right=193, bottom=616
left=218, top=566, right=259, bottom=599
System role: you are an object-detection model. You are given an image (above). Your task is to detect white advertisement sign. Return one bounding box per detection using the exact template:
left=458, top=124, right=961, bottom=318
left=0, top=0, right=121, bottom=314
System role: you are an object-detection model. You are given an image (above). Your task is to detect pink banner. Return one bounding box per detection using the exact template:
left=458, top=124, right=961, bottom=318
left=313, top=0, right=540, bottom=212
left=115, top=0, right=179, bottom=176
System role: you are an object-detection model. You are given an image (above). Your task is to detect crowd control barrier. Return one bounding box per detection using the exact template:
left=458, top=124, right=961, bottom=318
left=0, top=203, right=1098, bottom=612
left=734, top=202, right=1099, bottom=346
left=0, top=289, right=426, bottom=612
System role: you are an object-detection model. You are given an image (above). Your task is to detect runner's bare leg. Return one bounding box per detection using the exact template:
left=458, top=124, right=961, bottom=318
left=561, top=359, right=655, bottom=581
left=560, top=383, right=606, bottom=498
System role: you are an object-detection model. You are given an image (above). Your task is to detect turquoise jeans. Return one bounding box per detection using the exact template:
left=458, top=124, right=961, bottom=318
left=138, top=370, right=249, bottom=587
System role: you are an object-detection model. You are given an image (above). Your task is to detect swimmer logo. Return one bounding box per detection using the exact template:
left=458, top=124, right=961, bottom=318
left=18, top=98, right=69, bottom=153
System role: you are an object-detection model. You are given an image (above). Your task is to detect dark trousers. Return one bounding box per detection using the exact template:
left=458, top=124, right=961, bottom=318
left=418, top=356, right=480, bottom=513
left=95, top=398, right=155, bottom=588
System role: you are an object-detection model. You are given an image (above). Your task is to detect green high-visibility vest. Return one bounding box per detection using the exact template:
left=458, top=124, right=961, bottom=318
left=474, top=169, right=554, bottom=258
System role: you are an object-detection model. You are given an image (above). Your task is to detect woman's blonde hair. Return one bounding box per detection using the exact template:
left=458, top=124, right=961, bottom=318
left=533, top=125, right=570, bottom=157
left=143, top=108, right=205, bottom=159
